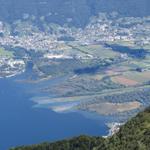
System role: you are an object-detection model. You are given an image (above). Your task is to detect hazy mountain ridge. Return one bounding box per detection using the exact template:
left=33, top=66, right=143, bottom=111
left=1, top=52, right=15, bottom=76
left=0, top=0, right=149, bottom=27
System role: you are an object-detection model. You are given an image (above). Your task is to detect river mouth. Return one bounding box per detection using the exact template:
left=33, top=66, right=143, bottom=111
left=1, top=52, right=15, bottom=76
left=1, top=49, right=150, bottom=150
left=0, top=72, right=109, bottom=150
left=1, top=44, right=150, bottom=150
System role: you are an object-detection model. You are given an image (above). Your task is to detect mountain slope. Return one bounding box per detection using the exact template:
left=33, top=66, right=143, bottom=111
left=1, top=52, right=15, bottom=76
left=10, top=107, right=150, bottom=150
left=102, top=107, right=150, bottom=150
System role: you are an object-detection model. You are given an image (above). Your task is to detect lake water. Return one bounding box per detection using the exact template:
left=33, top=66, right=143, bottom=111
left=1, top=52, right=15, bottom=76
left=0, top=73, right=108, bottom=150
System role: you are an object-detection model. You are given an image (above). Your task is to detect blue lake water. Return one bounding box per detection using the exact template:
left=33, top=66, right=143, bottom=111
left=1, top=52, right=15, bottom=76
left=0, top=75, right=108, bottom=150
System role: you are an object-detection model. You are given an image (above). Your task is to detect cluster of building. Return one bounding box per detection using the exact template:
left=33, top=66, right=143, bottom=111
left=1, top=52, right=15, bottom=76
left=106, top=122, right=124, bottom=137
left=0, top=57, right=25, bottom=78
left=0, top=13, right=149, bottom=78
left=73, top=13, right=150, bottom=45
left=0, top=13, right=149, bottom=53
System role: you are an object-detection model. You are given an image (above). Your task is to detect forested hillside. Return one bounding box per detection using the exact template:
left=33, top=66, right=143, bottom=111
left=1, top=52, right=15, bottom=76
left=0, top=0, right=149, bottom=27
left=10, top=107, right=150, bottom=150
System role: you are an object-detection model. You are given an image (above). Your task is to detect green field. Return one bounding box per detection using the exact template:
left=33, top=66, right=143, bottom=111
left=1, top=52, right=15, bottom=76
left=0, top=47, right=14, bottom=58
